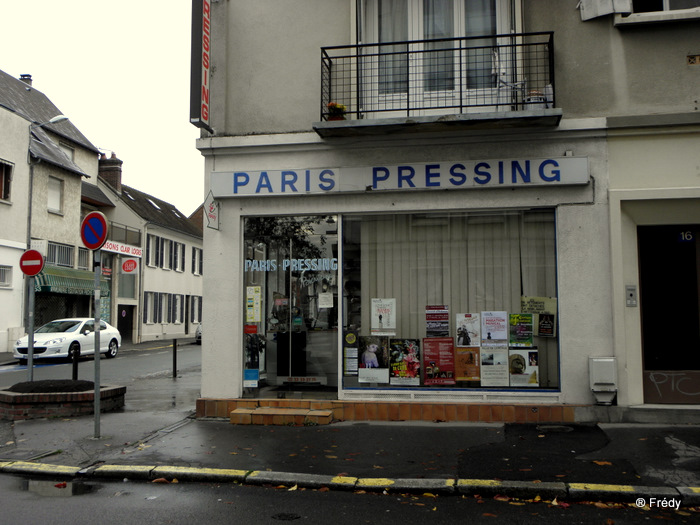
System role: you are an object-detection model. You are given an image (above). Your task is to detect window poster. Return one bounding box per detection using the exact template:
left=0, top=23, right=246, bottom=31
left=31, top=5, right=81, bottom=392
left=509, top=313, right=534, bottom=347
left=456, top=313, right=480, bottom=347
left=371, top=298, right=396, bottom=336
left=426, top=305, right=449, bottom=337
left=480, top=344, right=509, bottom=387
left=358, top=336, right=389, bottom=383
left=509, top=349, right=539, bottom=387
left=343, top=331, right=359, bottom=376
left=481, top=311, right=508, bottom=342
left=455, top=346, right=480, bottom=381
left=389, top=339, right=421, bottom=386
left=246, top=286, right=262, bottom=323
left=521, top=296, right=558, bottom=337
left=423, top=337, right=456, bottom=385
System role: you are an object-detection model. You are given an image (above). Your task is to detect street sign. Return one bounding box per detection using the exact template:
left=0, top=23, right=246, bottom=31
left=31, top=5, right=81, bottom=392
left=19, top=249, right=44, bottom=277
left=81, top=211, right=109, bottom=251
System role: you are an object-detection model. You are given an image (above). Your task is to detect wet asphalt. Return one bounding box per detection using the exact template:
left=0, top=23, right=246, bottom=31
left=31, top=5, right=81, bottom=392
left=1, top=343, right=700, bottom=504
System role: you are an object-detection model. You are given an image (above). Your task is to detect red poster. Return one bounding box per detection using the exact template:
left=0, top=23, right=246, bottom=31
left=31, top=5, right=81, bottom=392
left=423, top=337, right=456, bottom=385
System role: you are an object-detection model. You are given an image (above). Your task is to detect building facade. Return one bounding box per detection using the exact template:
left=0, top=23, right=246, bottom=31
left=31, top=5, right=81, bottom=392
left=195, top=1, right=700, bottom=421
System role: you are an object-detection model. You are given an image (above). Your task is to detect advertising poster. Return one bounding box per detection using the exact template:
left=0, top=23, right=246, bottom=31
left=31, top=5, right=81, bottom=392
left=371, top=298, right=396, bottom=336
left=343, top=331, right=359, bottom=376
left=423, top=337, right=456, bottom=385
left=455, top=346, right=480, bottom=381
left=509, top=313, right=534, bottom=347
left=246, top=286, right=262, bottom=323
left=389, top=339, right=421, bottom=386
left=480, top=344, right=509, bottom=387
left=456, top=313, right=480, bottom=347
left=509, top=349, right=540, bottom=387
left=521, top=296, right=558, bottom=337
left=481, top=311, right=508, bottom=342
left=426, top=305, right=449, bottom=337
left=358, top=336, right=390, bottom=383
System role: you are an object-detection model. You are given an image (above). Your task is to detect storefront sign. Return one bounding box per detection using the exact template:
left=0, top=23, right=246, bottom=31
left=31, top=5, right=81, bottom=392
left=211, top=157, right=589, bottom=197
left=190, top=0, right=213, bottom=132
left=102, top=240, right=143, bottom=258
left=121, top=258, right=139, bottom=274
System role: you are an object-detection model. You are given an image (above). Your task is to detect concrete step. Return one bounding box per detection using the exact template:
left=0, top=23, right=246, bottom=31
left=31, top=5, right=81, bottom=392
left=231, top=407, right=333, bottom=426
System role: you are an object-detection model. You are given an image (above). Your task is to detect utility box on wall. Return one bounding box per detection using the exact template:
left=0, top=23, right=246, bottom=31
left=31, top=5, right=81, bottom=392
left=589, top=357, right=618, bottom=405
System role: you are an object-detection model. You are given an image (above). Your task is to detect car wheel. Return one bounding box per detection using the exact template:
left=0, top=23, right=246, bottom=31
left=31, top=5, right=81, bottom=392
left=68, top=342, right=81, bottom=361
left=106, top=339, right=119, bottom=358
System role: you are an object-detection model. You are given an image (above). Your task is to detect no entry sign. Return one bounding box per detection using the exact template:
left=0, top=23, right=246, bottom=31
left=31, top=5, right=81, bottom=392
left=81, top=211, right=109, bottom=250
left=19, top=249, right=45, bottom=277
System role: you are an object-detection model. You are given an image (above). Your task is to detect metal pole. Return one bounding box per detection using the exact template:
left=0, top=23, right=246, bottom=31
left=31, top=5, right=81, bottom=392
left=172, top=338, right=178, bottom=378
left=27, top=276, right=35, bottom=382
left=93, top=250, right=101, bottom=438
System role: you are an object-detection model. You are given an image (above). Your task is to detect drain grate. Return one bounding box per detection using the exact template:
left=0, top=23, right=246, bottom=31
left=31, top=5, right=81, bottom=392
left=272, top=513, right=302, bottom=521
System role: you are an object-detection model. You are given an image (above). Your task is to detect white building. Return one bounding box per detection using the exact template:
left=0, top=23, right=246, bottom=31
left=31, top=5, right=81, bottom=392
left=194, top=1, right=700, bottom=423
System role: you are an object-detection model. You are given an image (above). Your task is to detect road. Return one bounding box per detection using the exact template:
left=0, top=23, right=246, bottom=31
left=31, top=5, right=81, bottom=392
left=0, top=474, right=692, bottom=524
left=0, top=340, right=201, bottom=390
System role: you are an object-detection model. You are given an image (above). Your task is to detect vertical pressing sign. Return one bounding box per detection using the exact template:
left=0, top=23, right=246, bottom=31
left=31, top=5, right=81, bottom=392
left=190, top=0, right=213, bottom=132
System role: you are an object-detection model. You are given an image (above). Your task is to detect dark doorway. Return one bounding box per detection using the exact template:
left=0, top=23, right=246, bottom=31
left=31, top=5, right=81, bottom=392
left=117, top=305, right=135, bottom=343
left=638, top=225, right=700, bottom=403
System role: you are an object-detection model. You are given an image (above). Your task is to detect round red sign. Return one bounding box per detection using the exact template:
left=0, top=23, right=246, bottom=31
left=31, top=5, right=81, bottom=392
left=122, top=259, right=137, bottom=273
left=20, top=249, right=45, bottom=277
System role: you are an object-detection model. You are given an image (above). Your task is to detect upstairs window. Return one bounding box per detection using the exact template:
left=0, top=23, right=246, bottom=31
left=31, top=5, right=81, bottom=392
left=632, top=0, right=700, bottom=11
left=48, top=176, right=64, bottom=214
left=0, top=161, right=12, bottom=201
left=47, top=241, right=74, bottom=268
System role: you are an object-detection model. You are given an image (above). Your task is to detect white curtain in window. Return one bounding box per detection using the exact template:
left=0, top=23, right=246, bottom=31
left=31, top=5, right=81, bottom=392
left=378, top=0, right=408, bottom=94
left=464, top=0, right=497, bottom=88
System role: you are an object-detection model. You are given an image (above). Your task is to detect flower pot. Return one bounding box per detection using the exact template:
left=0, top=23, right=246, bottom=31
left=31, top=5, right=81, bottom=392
left=328, top=115, right=346, bottom=121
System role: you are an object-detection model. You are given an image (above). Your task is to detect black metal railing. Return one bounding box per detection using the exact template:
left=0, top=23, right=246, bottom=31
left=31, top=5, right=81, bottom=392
left=320, top=32, right=554, bottom=121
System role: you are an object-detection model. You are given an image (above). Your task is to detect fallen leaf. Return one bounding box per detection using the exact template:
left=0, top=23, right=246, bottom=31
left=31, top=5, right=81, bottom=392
left=593, top=460, right=612, bottom=466
left=373, top=465, right=384, bottom=469
left=509, top=502, right=526, bottom=506
left=288, top=453, right=297, bottom=457
left=423, top=492, right=437, bottom=498
left=288, top=484, right=298, bottom=491
left=326, top=455, right=338, bottom=459
left=482, top=513, right=498, bottom=517
left=152, top=478, right=170, bottom=484
left=54, top=482, right=67, bottom=489
left=318, top=487, right=329, bottom=492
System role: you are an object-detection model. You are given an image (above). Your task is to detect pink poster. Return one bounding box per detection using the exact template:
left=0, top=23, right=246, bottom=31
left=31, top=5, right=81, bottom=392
left=423, top=337, right=456, bottom=385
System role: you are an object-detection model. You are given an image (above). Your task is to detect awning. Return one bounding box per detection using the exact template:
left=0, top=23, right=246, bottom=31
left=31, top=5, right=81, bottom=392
left=34, top=266, right=110, bottom=296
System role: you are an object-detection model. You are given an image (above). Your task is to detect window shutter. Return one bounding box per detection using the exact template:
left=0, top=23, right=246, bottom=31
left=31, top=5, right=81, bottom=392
left=146, top=235, right=152, bottom=265
left=199, top=249, right=203, bottom=275
left=180, top=294, right=185, bottom=323
left=143, top=292, right=149, bottom=323
left=157, top=293, right=163, bottom=323
left=191, top=247, right=195, bottom=273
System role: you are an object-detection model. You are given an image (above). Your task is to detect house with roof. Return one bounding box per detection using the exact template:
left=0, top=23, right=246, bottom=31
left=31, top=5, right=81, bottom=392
left=0, top=69, right=102, bottom=352
left=94, top=154, right=203, bottom=343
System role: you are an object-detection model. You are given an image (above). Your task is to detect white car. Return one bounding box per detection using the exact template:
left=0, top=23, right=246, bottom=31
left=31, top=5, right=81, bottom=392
left=14, top=318, right=121, bottom=364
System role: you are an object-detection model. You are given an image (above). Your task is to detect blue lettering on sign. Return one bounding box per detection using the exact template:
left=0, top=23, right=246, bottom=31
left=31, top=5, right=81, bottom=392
left=281, top=171, right=298, bottom=192
left=512, top=161, right=530, bottom=184
left=256, top=172, right=273, bottom=193
left=449, top=163, right=467, bottom=185
left=245, top=258, right=338, bottom=272
left=474, top=162, right=491, bottom=185
left=234, top=172, right=249, bottom=193
left=539, top=159, right=560, bottom=182
left=373, top=167, right=390, bottom=189
left=425, top=164, right=440, bottom=187
left=398, top=166, right=416, bottom=188
left=318, top=169, right=335, bottom=190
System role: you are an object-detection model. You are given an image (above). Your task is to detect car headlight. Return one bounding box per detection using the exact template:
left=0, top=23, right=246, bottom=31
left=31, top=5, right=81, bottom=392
left=15, top=340, right=22, bottom=346
left=46, top=337, right=66, bottom=346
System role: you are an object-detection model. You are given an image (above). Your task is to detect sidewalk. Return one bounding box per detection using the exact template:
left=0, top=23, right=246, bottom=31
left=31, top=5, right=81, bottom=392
left=1, top=350, right=699, bottom=505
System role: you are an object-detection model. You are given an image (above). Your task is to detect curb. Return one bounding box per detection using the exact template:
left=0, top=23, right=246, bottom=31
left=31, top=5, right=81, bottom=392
left=1, top=460, right=699, bottom=505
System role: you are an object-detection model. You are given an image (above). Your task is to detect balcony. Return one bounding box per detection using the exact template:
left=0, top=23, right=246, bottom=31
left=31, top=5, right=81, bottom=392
left=314, top=32, right=561, bottom=138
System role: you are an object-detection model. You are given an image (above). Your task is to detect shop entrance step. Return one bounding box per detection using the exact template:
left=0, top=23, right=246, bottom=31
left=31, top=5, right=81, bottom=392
left=231, top=407, right=334, bottom=426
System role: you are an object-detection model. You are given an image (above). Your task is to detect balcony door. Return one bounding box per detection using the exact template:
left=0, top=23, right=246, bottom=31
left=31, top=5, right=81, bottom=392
left=360, top=0, right=515, bottom=117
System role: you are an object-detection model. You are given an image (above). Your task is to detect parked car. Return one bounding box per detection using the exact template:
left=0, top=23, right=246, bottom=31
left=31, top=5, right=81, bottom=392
left=195, top=324, right=202, bottom=345
left=14, top=318, right=121, bottom=365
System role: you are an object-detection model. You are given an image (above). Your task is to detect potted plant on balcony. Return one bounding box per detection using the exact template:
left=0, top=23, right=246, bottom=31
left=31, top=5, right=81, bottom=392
left=327, top=102, right=347, bottom=121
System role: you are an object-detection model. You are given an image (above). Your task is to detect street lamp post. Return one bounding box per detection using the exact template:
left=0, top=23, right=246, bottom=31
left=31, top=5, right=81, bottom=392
left=24, top=115, right=69, bottom=378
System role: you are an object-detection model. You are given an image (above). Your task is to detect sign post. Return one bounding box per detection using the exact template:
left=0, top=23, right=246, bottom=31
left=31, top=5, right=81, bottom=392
left=20, top=249, right=44, bottom=381
left=80, top=211, right=108, bottom=438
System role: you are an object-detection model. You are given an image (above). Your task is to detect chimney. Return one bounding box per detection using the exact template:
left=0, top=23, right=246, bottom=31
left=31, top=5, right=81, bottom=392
left=19, top=74, right=32, bottom=86
left=99, top=152, right=123, bottom=194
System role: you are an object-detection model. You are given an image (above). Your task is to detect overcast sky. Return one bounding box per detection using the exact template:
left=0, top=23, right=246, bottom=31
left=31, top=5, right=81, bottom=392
left=1, top=1, right=204, bottom=216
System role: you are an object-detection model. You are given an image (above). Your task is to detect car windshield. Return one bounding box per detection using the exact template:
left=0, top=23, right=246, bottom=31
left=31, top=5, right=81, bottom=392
left=36, top=320, right=82, bottom=333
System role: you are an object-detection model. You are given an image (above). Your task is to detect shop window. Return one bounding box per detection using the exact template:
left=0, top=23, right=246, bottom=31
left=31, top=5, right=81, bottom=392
left=341, top=209, right=559, bottom=391
left=243, top=216, right=339, bottom=390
